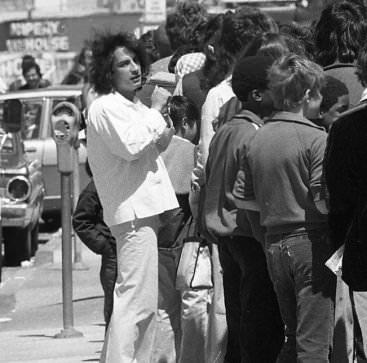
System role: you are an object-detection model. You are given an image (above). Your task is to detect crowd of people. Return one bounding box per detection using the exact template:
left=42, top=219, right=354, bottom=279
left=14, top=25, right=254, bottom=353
left=5, top=0, right=367, bottom=362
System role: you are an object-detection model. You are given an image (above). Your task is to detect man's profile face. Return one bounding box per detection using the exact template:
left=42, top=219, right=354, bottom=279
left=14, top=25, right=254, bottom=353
left=323, top=94, right=350, bottom=128
left=24, top=67, right=41, bottom=89
left=111, top=46, right=142, bottom=100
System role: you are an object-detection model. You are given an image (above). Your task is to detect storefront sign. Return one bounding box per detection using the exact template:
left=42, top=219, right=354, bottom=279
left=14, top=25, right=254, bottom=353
left=6, top=20, right=69, bottom=52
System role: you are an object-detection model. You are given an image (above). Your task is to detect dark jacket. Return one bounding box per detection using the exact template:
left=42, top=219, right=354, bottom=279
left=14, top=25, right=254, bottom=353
left=324, top=102, right=367, bottom=249
left=203, top=110, right=263, bottom=239
left=72, top=180, right=116, bottom=255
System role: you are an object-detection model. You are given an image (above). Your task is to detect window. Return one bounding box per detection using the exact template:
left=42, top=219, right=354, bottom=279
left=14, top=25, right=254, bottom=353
left=22, top=101, right=42, bottom=140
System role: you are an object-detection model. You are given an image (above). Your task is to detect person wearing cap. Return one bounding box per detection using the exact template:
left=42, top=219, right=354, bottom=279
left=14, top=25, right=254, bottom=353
left=203, top=55, right=284, bottom=363
left=238, top=54, right=335, bottom=362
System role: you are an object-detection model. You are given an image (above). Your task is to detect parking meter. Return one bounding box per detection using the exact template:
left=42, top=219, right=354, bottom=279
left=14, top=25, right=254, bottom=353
left=51, top=101, right=83, bottom=339
left=51, top=102, right=80, bottom=174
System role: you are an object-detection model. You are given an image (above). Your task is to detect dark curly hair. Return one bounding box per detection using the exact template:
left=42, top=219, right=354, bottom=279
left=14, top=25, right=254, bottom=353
left=242, top=32, right=306, bottom=60
left=314, top=1, right=367, bottom=67
left=168, top=95, right=199, bottom=130
left=165, top=0, right=208, bottom=52
left=356, top=43, right=367, bottom=87
left=201, top=6, right=277, bottom=91
left=22, top=59, right=42, bottom=77
left=89, top=31, right=148, bottom=95
left=279, top=22, right=316, bottom=60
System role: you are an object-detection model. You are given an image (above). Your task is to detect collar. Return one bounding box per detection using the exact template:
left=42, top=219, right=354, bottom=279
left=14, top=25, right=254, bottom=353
left=112, top=91, right=141, bottom=108
left=173, top=135, right=191, bottom=144
left=360, top=88, right=367, bottom=103
left=324, top=62, right=356, bottom=71
left=268, top=111, right=325, bottom=131
left=231, top=109, right=264, bottom=127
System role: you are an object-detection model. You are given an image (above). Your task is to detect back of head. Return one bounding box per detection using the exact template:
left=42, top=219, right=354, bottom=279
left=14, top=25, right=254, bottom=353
left=220, top=6, right=278, bottom=58
left=314, top=1, right=367, bottom=66
left=243, top=32, right=306, bottom=60
left=139, top=30, right=160, bottom=65
left=201, top=7, right=276, bottom=91
left=232, top=55, right=274, bottom=102
left=168, top=95, right=199, bottom=130
left=153, top=24, right=172, bottom=58
left=165, top=0, right=208, bottom=52
left=279, top=22, right=315, bottom=60
left=320, top=75, right=349, bottom=113
left=268, top=54, right=325, bottom=111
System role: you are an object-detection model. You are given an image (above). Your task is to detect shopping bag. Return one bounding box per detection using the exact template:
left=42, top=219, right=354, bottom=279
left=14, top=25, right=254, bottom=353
left=175, top=217, right=213, bottom=290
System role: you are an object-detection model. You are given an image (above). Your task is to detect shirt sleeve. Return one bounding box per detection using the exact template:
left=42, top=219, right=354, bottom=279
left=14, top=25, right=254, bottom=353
left=309, top=132, right=328, bottom=203
left=200, top=90, right=219, bottom=166
left=233, top=145, right=256, bottom=210
left=90, top=101, right=167, bottom=162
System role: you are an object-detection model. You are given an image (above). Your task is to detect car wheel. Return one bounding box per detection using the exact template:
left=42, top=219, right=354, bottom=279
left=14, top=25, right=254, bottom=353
left=4, top=227, right=32, bottom=266
left=31, top=222, right=39, bottom=257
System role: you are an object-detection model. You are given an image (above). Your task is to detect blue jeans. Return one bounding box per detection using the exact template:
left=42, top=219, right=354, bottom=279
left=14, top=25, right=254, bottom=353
left=218, top=236, right=284, bottom=363
left=265, top=229, right=336, bottom=363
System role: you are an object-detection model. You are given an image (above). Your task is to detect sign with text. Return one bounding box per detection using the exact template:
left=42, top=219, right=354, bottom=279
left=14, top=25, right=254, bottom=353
left=6, top=20, right=69, bottom=52
left=144, top=0, right=166, bottom=23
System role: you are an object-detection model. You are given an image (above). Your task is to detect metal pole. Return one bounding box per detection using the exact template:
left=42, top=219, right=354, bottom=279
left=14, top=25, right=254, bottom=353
left=0, top=135, right=6, bottom=283
left=0, top=200, right=2, bottom=283
left=54, top=172, right=82, bottom=339
left=72, top=148, right=87, bottom=270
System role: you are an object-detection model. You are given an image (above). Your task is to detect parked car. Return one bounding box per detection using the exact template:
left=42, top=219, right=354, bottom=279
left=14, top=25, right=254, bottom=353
left=0, top=86, right=89, bottom=224
left=0, top=128, right=45, bottom=265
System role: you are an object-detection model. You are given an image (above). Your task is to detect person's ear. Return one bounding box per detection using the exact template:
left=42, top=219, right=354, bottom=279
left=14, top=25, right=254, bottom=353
left=304, top=89, right=311, bottom=103
left=251, top=89, right=263, bottom=102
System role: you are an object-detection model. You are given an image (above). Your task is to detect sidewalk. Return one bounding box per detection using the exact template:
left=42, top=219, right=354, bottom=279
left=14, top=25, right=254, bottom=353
left=0, top=231, right=106, bottom=362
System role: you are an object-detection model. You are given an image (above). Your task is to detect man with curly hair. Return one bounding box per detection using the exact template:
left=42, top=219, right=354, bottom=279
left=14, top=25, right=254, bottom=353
left=314, top=1, right=367, bottom=107
left=86, top=31, right=178, bottom=362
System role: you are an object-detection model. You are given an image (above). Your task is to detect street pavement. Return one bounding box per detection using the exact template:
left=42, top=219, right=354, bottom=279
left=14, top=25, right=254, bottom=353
left=0, top=230, right=105, bottom=362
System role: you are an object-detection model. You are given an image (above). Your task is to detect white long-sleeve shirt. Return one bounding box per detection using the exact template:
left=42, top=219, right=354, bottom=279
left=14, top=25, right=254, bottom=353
left=87, top=91, right=178, bottom=227
left=192, top=76, right=235, bottom=187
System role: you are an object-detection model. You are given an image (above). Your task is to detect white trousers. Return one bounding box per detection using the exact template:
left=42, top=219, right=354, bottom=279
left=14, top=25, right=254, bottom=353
left=100, top=216, right=159, bottom=363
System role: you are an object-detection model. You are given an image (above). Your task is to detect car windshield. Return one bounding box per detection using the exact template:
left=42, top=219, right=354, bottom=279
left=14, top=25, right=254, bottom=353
left=0, top=100, right=42, bottom=140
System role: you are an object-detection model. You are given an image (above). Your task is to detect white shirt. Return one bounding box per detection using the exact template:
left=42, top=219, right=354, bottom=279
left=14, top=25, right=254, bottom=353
left=87, top=91, right=178, bottom=226
left=192, top=76, right=235, bottom=187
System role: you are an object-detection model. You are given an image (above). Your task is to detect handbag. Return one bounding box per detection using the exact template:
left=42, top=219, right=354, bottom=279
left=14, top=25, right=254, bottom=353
left=175, top=217, right=213, bottom=290
left=342, top=197, right=367, bottom=291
